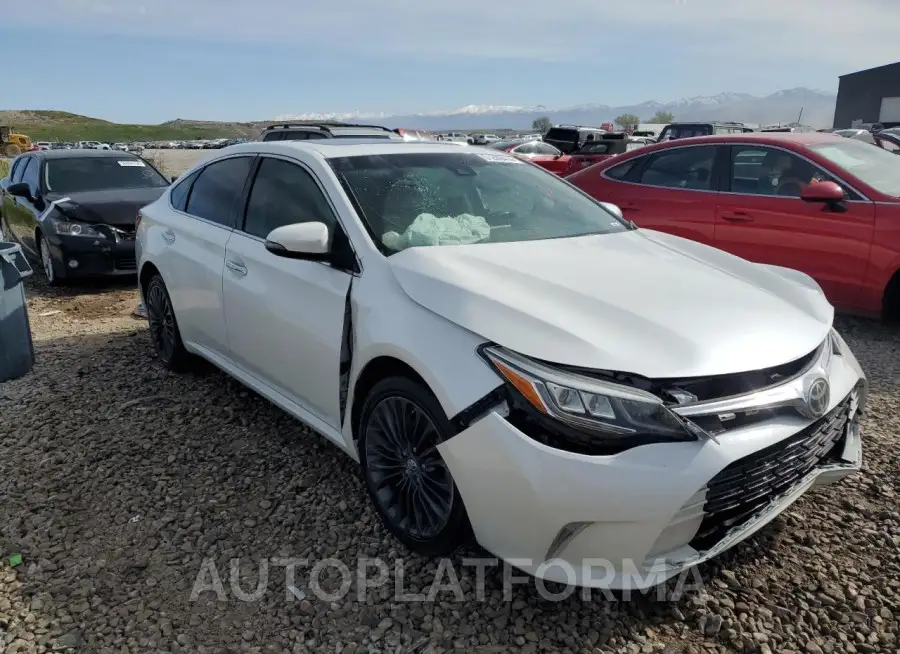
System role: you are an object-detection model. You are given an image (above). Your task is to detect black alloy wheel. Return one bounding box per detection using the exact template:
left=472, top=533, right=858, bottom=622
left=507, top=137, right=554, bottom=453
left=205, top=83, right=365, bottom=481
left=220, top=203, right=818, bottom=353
left=145, top=274, right=189, bottom=371
left=359, top=376, right=470, bottom=555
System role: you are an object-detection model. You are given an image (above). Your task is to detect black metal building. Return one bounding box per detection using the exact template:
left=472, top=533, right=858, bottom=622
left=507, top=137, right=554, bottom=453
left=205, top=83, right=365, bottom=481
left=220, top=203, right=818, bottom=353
left=833, top=61, right=900, bottom=129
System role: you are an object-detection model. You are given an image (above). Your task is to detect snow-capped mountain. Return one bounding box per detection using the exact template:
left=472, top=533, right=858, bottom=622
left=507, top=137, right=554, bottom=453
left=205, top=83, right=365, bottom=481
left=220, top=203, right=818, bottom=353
left=274, top=88, right=836, bottom=130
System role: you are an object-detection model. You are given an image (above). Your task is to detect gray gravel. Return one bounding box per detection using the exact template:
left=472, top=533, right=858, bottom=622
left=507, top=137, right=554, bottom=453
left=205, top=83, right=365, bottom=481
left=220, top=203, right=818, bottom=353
left=142, top=149, right=217, bottom=178
left=1, top=274, right=899, bottom=654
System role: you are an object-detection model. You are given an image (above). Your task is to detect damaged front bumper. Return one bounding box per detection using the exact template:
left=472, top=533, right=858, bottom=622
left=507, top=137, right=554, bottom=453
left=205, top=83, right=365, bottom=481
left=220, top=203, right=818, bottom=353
left=437, top=332, right=866, bottom=590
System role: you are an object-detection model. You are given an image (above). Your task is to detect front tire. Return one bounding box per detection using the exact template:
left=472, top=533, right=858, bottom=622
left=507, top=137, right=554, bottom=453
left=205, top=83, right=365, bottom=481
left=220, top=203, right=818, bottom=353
left=358, top=376, right=470, bottom=556
left=37, top=233, right=63, bottom=286
left=145, top=274, right=190, bottom=371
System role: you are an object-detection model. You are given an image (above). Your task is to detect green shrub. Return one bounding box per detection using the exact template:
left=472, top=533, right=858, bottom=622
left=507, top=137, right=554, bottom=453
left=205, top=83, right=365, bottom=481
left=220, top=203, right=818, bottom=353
left=0, top=159, right=9, bottom=179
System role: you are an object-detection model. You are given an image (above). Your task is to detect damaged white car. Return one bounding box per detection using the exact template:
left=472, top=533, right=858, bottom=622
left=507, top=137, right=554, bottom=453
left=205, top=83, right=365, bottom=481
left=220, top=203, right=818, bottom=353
left=136, top=140, right=866, bottom=589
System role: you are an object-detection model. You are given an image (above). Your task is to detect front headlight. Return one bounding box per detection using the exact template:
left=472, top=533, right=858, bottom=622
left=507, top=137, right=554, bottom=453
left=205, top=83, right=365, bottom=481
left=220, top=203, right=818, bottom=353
left=52, top=220, right=106, bottom=238
left=481, top=346, right=707, bottom=451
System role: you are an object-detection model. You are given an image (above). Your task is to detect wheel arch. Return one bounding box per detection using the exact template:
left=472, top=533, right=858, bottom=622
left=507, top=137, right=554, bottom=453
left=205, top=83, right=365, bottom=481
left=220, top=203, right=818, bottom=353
left=138, top=260, right=161, bottom=297
left=883, top=267, right=900, bottom=322
left=346, top=340, right=505, bottom=455
left=350, top=355, right=432, bottom=448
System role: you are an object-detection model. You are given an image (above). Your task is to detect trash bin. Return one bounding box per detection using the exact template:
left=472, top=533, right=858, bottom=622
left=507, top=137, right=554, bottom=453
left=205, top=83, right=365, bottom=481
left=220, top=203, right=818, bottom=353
left=0, top=241, right=35, bottom=382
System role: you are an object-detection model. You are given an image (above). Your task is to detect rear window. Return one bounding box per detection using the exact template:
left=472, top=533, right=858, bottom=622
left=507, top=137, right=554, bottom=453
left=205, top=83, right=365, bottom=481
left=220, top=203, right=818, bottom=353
left=659, top=125, right=713, bottom=141
left=604, top=158, right=638, bottom=180
left=579, top=142, right=611, bottom=154
left=544, top=128, right=579, bottom=144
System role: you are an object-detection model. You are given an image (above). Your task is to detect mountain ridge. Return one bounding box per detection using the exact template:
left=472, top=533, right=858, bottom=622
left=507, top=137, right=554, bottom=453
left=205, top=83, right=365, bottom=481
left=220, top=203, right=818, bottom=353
left=275, top=88, right=836, bottom=130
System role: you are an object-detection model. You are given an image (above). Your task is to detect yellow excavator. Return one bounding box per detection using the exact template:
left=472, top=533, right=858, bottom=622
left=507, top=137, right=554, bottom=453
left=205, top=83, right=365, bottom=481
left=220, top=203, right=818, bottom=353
left=1, top=126, right=34, bottom=157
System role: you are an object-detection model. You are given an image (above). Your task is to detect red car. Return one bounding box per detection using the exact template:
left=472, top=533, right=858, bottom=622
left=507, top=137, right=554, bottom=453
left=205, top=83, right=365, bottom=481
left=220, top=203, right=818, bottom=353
left=567, top=132, right=900, bottom=320
left=487, top=139, right=571, bottom=175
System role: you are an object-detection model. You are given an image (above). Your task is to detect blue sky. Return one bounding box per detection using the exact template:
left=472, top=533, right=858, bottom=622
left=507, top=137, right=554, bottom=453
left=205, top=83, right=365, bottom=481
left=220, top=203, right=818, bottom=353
left=3, top=0, right=897, bottom=124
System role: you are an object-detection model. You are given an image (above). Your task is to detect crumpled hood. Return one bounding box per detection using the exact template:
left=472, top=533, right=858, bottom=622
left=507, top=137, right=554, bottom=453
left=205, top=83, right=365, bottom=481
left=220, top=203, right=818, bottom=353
left=388, top=229, right=833, bottom=378
left=47, top=188, right=166, bottom=227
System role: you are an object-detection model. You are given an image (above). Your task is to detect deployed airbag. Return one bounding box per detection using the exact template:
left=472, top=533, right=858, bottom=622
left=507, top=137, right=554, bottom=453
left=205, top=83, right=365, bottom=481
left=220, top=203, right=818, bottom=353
left=383, top=213, right=490, bottom=250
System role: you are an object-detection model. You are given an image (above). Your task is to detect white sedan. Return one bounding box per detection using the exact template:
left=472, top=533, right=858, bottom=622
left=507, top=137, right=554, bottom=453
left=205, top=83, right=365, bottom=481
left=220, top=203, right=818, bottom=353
left=136, top=139, right=866, bottom=589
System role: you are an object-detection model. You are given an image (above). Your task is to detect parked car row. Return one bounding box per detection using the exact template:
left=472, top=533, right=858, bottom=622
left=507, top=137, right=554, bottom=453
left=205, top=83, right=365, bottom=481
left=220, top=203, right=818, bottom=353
left=151, top=138, right=246, bottom=149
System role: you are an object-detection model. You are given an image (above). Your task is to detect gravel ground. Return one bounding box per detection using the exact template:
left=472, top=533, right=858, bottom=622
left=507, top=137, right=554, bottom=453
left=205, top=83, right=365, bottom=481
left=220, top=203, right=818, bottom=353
left=142, top=149, right=214, bottom=178
left=1, top=273, right=899, bottom=654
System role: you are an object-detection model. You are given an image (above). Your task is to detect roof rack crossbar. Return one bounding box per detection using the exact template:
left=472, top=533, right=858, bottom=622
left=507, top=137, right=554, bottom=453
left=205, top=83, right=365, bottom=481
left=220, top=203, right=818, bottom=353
left=264, top=122, right=394, bottom=132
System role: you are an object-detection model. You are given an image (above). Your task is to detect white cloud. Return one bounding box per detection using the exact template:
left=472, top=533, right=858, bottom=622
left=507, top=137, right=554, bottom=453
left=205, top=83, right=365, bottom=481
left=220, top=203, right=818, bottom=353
left=7, top=0, right=899, bottom=70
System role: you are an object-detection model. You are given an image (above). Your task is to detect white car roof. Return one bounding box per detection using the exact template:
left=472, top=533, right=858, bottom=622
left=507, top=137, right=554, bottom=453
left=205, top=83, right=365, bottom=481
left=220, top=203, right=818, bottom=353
left=220, top=139, right=481, bottom=159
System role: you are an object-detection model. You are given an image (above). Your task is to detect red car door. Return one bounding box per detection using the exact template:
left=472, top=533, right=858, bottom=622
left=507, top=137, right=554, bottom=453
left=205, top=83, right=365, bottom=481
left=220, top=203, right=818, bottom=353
left=714, top=144, right=875, bottom=310
left=572, top=144, right=720, bottom=245
left=530, top=154, right=569, bottom=175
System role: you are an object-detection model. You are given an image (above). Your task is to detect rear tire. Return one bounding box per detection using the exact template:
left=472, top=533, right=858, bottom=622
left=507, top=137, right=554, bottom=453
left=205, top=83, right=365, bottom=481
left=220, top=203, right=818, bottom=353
left=358, top=376, right=471, bottom=556
left=145, top=274, right=190, bottom=371
left=883, top=272, right=900, bottom=325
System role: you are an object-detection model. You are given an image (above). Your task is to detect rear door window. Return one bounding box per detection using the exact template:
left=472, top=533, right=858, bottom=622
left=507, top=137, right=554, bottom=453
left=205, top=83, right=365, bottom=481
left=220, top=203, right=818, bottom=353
left=184, top=156, right=255, bottom=227
left=639, top=146, right=717, bottom=190
left=513, top=142, right=539, bottom=155
left=534, top=143, right=560, bottom=155
left=170, top=169, right=201, bottom=212
left=604, top=158, right=638, bottom=180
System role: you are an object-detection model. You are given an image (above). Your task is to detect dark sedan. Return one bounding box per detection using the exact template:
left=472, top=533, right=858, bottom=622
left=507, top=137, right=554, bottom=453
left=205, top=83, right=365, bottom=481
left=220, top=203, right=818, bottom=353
left=0, top=150, right=169, bottom=284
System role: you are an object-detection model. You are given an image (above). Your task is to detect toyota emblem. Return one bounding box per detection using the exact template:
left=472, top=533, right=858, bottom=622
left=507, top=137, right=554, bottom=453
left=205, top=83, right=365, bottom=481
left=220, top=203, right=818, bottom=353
left=805, top=377, right=830, bottom=418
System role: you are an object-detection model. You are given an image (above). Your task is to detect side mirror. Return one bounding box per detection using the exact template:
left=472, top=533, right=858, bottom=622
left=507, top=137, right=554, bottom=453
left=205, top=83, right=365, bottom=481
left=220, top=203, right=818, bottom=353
left=801, top=181, right=845, bottom=204
left=170, top=176, right=178, bottom=183
left=265, top=222, right=329, bottom=260
left=7, top=182, right=31, bottom=199
left=599, top=201, right=624, bottom=220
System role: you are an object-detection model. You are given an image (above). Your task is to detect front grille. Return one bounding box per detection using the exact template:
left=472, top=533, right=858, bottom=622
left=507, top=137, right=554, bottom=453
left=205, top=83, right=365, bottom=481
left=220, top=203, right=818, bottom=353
left=110, top=226, right=136, bottom=242
left=115, top=256, right=137, bottom=270
left=690, top=392, right=853, bottom=551
left=557, top=341, right=822, bottom=403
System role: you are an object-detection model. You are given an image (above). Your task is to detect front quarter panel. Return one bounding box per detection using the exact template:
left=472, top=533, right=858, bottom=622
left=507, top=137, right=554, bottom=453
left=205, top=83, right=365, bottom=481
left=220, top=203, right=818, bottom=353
left=342, top=260, right=502, bottom=457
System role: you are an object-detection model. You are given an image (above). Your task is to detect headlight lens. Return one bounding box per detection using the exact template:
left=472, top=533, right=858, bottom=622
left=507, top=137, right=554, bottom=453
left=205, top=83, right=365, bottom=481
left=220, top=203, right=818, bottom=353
left=481, top=345, right=705, bottom=445
left=52, top=220, right=106, bottom=238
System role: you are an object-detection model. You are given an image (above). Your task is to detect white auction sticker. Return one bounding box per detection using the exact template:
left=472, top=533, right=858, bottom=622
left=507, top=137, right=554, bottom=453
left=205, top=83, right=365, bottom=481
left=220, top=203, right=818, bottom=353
left=117, top=160, right=146, bottom=167
left=475, top=153, right=523, bottom=163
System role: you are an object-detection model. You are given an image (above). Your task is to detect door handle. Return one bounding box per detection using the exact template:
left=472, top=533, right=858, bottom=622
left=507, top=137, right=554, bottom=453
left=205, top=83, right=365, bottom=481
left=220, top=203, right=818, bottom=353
left=161, top=229, right=176, bottom=243
left=720, top=211, right=753, bottom=222
left=225, top=260, right=247, bottom=276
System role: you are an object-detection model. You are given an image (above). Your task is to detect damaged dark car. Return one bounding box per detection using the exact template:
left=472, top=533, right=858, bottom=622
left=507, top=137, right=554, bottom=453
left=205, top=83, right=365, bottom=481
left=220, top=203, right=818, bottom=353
left=0, top=150, right=170, bottom=284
